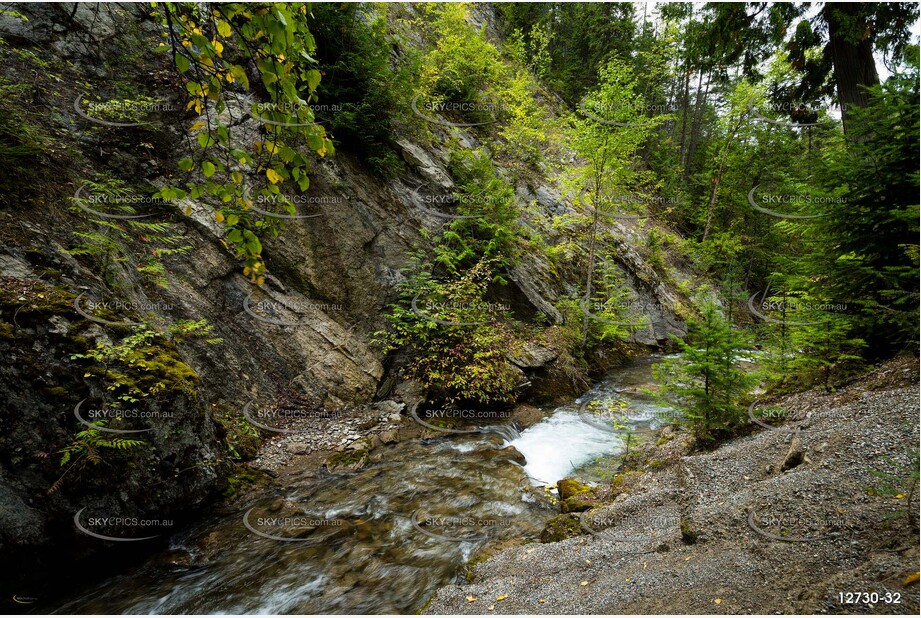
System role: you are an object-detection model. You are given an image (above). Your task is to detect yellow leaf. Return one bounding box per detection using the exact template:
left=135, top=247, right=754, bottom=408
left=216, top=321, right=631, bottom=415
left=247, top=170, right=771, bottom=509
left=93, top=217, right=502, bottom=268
left=466, top=596, right=476, bottom=603
left=580, top=581, right=588, bottom=587
left=212, top=40, right=223, bottom=56
left=266, top=168, right=283, bottom=184
left=714, top=599, right=722, bottom=604
left=905, top=571, right=920, bottom=586
left=214, top=211, right=224, bottom=223
left=538, top=599, right=546, bottom=604
left=256, top=276, right=265, bottom=285
left=496, top=595, right=507, bottom=601
left=225, top=71, right=234, bottom=84
left=487, top=605, right=494, bottom=611
left=895, top=493, right=905, bottom=499
left=217, top=20, right=232, bottom=37
left=184, top=205, right=192, bottom=216
left=190, top=121, right=205, bottom=131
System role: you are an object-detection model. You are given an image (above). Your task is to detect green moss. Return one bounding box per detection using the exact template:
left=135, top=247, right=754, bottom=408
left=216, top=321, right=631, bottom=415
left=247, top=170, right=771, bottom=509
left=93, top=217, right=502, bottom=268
left=0, top=322, right=14, bottom=340
left=325, top=448, right=370, bottom=471
left=557, top=478, right=592, bottom=500
left=222, top=465, right=272, bottom=498
left=679, top=517, right=698, bottom=545
left=212, top=402, right=261, bottom=461
left=656, top=433, right=675, bottom=446
left=540, top=513, right=582, bottom=542
left=561, top=492, right=598, bottom=513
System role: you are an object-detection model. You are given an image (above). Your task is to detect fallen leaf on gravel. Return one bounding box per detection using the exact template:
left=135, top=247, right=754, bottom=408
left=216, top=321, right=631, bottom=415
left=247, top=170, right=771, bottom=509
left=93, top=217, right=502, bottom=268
left=905, top=571, right=919, bottom=586
left=585, top=559, right=591, bottom=565
left=895, top=493, right=905, bottom=499
left=487, top=605, right=495, bottom=610
left=539, top=599, right=546, bottom=604
left=580, top=581, right=588, bottom=586
left=496, top=595, right=507, bottom=601
left=714, top=598, right=722, bottom=604
left=466, top=596, right=476, bottom=603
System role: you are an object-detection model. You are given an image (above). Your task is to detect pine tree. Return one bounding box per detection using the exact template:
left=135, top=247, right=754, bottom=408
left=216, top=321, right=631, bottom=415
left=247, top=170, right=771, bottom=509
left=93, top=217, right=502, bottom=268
left=655, top=300, right=755, bottom=443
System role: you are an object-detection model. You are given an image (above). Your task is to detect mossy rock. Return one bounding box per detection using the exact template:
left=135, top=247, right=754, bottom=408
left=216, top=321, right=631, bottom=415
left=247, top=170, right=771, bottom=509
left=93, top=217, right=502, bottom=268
left=679, top=517, right=698, bottom=544
left=325, top=448, right=369, bottom=473
left=557, top=478, right=592, bottom=501
left=540, top=513, right=583, bottom=543
left=560, top=492, right=599, bottom=514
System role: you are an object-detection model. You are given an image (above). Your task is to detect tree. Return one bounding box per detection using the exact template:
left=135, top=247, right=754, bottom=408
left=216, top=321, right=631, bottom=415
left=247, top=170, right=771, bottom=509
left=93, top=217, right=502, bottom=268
left=700, top=2, right=919, bottom=134
left=655, top=300, right=755, bottom=442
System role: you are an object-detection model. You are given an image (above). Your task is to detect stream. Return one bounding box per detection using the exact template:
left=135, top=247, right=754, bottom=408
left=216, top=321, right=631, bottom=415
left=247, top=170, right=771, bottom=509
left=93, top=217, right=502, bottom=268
left=52, top=356, right=672, bottom=614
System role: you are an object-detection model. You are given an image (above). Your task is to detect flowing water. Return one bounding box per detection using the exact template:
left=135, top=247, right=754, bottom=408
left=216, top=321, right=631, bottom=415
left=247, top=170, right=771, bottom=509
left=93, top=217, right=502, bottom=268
left=52, top=356, right=670, bottom=614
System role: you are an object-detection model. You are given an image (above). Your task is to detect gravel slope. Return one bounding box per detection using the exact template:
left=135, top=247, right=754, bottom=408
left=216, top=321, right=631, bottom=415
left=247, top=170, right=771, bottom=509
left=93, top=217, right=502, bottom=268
left=426, top=360, right=920, bottom=615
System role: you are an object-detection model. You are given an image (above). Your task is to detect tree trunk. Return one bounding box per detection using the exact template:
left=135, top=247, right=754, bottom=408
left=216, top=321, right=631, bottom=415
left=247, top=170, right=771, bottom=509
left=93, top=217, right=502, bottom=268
left=702, top=115, right=743, bottom=242
left=823, top=3, right=880, bottom=134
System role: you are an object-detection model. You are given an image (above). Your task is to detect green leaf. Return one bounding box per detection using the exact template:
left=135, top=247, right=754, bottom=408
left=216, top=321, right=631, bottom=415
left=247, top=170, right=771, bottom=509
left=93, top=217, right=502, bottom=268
left=201, top=161, right=216, bottom=177
left=178, top=157, right=194, bottom=172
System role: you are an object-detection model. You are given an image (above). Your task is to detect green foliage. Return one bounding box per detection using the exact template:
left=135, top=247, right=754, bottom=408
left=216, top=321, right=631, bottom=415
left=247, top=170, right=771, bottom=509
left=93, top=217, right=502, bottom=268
left=58, top=421, right=146, bottom=467
left=69, top=177, right=193, bottom=288
left=376, top=257, right=521, bottom=405
left=655, top=300, right=755, bottom=442
left=70, top=320, right=216, bottom=404
left=416, top=3, right=500, bottom=104
left=310, top=3, right=409, bottom=176
left=212, top=403, right=260, bottom=461
left=155, top=2, right=335, bottom=282
left=496, top=2, right=637, bottom=104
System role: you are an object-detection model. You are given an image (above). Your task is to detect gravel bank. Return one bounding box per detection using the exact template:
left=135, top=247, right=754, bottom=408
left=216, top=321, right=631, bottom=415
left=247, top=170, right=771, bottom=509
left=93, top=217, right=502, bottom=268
left=426, top=359, right=920, bottom=615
